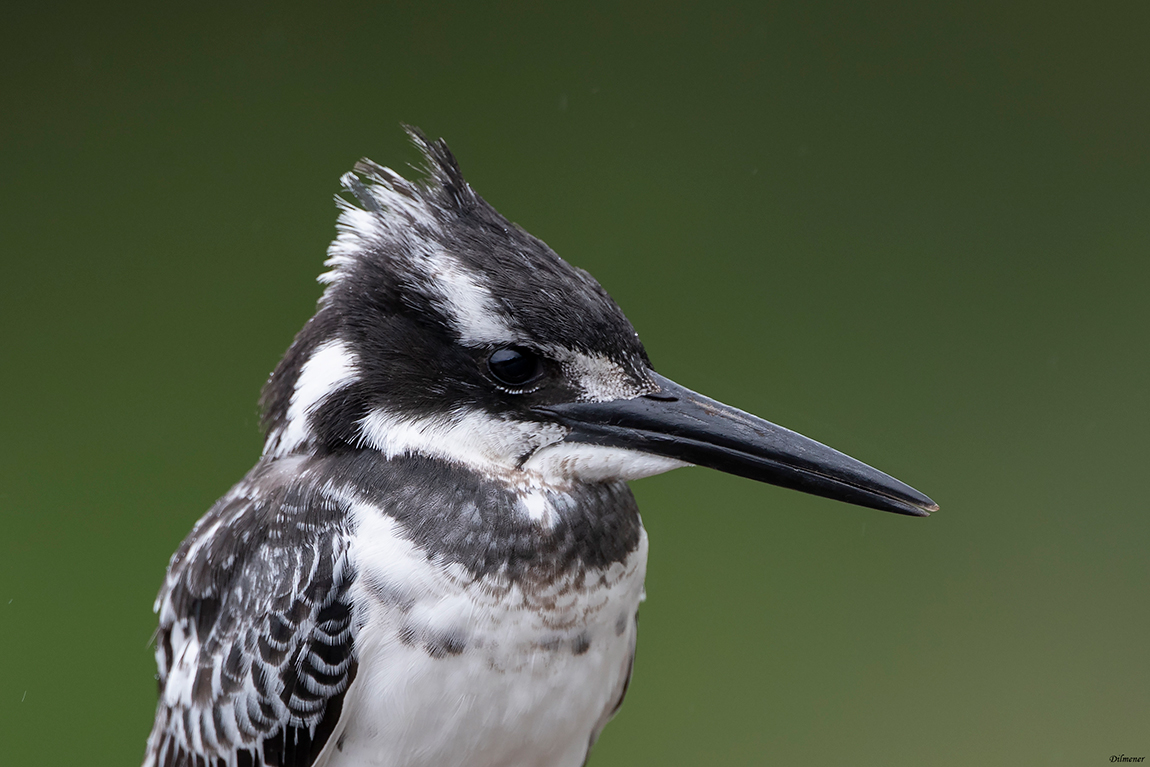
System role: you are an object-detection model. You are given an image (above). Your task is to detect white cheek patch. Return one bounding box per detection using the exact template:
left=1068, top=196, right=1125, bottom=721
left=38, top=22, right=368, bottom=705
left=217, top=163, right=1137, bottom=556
left=522, top=442, right=690, bottom=483
left=357, top=406, right=568, bottom=472
left=270, top=340, right=360, bottom=456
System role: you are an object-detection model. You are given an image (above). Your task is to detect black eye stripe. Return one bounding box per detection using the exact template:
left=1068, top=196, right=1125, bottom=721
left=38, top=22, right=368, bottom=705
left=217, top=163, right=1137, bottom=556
left=487, top=347, right=544, bottom=389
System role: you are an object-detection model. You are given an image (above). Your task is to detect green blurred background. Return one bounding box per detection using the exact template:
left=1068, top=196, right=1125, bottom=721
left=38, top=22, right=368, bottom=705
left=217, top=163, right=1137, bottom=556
left=3, top=2, right=1147, bottom=764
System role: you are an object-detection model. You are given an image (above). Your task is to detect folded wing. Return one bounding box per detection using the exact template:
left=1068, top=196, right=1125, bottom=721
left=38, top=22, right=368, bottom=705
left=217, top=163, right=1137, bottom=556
left=143, top=470, right=358, bottom=767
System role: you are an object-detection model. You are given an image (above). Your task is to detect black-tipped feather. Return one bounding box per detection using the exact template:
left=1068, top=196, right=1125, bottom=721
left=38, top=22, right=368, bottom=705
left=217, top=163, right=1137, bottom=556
left=142, top=462, right=358, bottom=767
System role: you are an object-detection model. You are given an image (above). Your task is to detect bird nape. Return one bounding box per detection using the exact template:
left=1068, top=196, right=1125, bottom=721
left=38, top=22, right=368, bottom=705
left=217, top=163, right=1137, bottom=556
left=142, top=127, right=936, bottom=767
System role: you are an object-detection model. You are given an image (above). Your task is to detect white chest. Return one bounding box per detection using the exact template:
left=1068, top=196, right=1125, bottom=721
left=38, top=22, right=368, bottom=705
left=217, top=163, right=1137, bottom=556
left=323, top=503, right=648, bottom=767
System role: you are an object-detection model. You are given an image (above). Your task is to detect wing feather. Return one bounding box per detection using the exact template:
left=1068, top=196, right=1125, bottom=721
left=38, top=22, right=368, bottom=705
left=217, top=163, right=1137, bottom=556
left=143, top=465, right=358, bottom=767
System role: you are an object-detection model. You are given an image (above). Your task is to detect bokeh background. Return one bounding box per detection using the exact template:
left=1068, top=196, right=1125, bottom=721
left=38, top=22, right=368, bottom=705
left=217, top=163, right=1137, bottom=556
left=3, top=2, right=1147, bottom=764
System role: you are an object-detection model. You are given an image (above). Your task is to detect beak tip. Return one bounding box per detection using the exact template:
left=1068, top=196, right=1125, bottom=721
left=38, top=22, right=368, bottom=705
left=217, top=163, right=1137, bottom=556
left=908, top=498, right=939, bottom=517
left=901, top=494, right=938, bottom=519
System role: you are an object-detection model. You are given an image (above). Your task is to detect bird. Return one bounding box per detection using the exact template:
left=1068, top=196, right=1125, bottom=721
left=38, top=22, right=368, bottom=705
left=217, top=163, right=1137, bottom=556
left=142, top=127, right=937, bottom=767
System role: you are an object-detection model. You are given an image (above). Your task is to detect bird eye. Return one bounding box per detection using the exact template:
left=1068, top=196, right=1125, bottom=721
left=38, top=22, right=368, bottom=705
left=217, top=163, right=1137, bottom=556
left=487, top=347, right=544, bottom=389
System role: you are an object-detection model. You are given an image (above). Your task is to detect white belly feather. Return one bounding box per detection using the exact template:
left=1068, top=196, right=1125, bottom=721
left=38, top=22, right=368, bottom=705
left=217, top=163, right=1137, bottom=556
left=317, top=501, right=648, bottom=767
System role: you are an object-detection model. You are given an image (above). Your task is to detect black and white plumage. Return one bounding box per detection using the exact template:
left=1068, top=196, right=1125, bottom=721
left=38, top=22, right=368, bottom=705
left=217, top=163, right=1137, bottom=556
left=144, top=129, right=937, bottom=767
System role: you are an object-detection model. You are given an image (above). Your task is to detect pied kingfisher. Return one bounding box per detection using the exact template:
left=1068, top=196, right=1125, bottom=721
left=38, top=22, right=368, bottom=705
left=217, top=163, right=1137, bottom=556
left=143, top=128, right=936, bottom=767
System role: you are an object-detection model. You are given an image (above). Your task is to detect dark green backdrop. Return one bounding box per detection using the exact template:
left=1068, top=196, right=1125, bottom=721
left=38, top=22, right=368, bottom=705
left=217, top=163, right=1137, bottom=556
left=3, top=2, right=1147, bottom=764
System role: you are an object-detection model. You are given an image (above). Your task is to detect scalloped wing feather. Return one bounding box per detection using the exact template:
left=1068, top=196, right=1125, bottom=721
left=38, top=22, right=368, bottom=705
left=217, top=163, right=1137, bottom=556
left=143, top=468, right=358, bottom=767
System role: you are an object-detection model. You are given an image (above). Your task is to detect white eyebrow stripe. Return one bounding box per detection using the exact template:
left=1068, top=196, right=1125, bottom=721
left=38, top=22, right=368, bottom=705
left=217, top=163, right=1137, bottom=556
left=420, top=252, right=517, bottom=346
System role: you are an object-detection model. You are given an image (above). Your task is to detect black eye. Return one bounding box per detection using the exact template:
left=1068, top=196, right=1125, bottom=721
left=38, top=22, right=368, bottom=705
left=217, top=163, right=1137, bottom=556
left=487, top=347, right=544, bottom=389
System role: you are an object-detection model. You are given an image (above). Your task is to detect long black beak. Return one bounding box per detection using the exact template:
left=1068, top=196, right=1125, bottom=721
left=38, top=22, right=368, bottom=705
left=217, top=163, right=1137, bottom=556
left=539, top=372, right=937, bottom=517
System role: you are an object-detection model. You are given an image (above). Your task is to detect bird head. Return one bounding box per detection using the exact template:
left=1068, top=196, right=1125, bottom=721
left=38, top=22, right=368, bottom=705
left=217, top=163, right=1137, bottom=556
left=260, top=129, right=936, bottom=517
